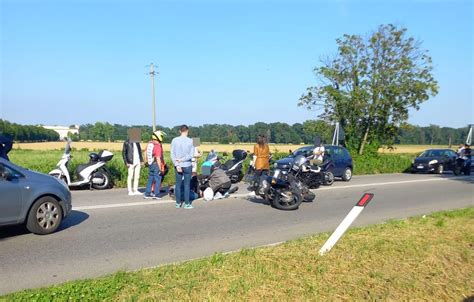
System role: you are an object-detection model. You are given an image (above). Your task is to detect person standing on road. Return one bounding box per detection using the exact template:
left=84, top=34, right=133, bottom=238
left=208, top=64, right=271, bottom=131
left=122, top=136, right=143, bottom=196
left=144, top=131, right=166, bottom=199
left=171, top=125, right=195, bottom=209
left=252, top=134, right=270, bottom=176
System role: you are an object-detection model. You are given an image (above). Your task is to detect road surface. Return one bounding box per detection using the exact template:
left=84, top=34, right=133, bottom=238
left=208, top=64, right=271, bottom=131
left=0, top=173, right=473, bottom=295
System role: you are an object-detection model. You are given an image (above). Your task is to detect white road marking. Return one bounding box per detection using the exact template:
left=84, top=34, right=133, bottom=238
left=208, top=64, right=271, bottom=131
left=72, top=177, right=459, bottom=211
left=317, top=177, right=447, bottom=191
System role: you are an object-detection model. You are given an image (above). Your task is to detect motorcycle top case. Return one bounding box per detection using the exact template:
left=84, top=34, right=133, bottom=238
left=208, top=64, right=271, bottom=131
left=232, top=149, right=247, bottom=161
left=98, top=150, right=114, bottom=162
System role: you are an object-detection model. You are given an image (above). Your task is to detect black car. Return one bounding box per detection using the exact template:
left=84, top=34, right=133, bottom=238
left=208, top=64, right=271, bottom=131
left=275, top=145, right=354, bottom=181
left=411, top=149, right=458, bottom=174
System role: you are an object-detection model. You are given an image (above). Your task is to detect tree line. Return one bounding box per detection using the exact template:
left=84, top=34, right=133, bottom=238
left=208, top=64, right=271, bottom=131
left=76, top=121, right=469, bottom=146
left=0, top=119, right=59, bottom=142
left=0, top=119, right=468, bottom=146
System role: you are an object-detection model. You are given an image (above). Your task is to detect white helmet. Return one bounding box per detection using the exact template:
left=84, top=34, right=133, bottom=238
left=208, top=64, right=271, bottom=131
left=152, top=130, right=166, bottom=142
left=203, top=187, right=214, bottom=201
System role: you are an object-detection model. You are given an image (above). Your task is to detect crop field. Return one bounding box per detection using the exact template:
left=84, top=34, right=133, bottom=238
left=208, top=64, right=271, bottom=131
left=14, top=142, right=452, bottom=155
left=13, top=142, right=299, bottom=153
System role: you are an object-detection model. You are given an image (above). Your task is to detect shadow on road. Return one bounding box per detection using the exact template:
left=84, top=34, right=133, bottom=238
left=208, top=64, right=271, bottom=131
left=57, top=210, right=89, bottom=231
left=0, top=210, right=89, bottom=240
left=437, top=174, right=474, bottom=185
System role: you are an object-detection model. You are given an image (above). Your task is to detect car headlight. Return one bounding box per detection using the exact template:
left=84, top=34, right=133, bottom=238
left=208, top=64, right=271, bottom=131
left=411, top=159, right=415, bottom=164
left=428, top=160, right=438, bottom=165
left=274, top=162, right=278, bottom=168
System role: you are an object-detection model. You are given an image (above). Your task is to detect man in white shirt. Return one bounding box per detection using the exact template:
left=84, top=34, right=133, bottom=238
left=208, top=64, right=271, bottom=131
left=311, top=136, right=325, bottom=166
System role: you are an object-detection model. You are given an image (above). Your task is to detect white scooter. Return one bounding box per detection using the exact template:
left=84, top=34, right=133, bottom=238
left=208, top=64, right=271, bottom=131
left=49, top=139, right=114, bottom=190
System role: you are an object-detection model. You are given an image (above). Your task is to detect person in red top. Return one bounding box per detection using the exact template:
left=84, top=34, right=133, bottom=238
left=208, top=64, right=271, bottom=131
left=144, top=131, right=166, bottom=199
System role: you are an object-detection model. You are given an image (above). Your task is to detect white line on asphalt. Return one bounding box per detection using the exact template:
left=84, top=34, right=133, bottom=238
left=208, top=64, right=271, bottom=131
left=317, top=177, right=447, bottom=191
left=72, top=177, right=455, bottom=211
left=73, top=200, right=174, bottom=210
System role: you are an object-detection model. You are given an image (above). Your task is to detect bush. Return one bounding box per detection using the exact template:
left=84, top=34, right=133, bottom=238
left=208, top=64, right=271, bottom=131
left=352, top=153, right=414, bottom=174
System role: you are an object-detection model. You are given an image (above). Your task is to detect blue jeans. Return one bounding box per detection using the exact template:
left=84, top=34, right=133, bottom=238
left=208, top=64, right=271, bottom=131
left=145, top=163, right=162, bottom=196
left=175, top=166, right=192, bottom=205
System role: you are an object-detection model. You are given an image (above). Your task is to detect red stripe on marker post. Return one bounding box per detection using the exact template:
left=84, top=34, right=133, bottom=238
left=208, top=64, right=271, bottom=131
left=319, top=192, right=375, bottom=256
left=356, top=193, right=374, bottom=207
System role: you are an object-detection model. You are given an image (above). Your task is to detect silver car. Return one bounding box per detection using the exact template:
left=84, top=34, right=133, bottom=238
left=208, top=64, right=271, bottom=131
left=0, top=158, right=72, bottom=235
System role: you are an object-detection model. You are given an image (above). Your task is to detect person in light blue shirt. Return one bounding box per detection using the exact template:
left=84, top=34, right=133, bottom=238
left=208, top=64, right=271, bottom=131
left=171, top=125, right=195, bottom=209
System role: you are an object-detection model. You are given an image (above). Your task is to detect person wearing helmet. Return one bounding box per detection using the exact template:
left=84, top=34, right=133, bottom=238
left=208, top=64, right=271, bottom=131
left=144, top=130, right=166, bottom=199
left=122, top=132, right=144, bottom=196
left=310, top=136, right=325, bottom=166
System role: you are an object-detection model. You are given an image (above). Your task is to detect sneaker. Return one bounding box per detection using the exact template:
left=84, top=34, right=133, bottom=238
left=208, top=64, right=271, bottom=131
left=175, top=203, right=182, bottom=209
left=143, top=195, right=154, bottom=199
left=133, top=191, right=143, bottom=196
left=184, top=204, right=194, bottom=209
left=128, top=192, right=134, bottom=196
left=152, top=195, right=162, bottom=200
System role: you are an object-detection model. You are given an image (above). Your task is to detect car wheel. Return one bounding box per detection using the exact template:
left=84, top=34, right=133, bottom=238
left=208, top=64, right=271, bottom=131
left=436, top=164, right=444, bottom=174
left=26, top=196, right=63, bottom=235
left=342, top=167, right=352, bottom=181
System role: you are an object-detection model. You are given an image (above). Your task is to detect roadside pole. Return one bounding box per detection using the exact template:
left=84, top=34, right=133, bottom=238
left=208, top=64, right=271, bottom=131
left=149, top=63, right=158, bottom=132
left=319, top=193, right=374, bottom=256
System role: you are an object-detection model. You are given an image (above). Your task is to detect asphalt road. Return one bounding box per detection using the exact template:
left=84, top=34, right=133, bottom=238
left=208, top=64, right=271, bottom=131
left=1, top=173, right=473, bottom=295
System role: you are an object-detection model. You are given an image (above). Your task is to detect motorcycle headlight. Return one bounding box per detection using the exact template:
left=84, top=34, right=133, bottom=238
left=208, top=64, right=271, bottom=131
left=429, top=160, right=438, bottom=165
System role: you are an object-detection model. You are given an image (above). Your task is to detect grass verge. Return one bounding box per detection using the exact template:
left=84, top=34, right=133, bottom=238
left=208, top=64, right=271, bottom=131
left=2, top=207, right=473, bottom=301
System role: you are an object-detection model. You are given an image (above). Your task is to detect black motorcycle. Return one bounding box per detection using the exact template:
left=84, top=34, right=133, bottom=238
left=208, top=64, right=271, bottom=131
left=251, top=155, right=314, bottom=210
left=453, top=156, right=472, bottom=176
left=217, top=149, right=247, bottom=183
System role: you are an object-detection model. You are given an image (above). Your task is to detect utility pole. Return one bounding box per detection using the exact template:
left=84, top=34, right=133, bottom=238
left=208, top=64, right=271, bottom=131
left=149, top=63, right=159, bottom=132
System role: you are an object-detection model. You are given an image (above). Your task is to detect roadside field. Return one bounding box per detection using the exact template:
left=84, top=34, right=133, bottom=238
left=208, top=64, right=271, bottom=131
left=14, top=142, right=452, bottom=154
left=3, top=207, right=472, bottom=301
left=13, top=142, right=298, bottom=153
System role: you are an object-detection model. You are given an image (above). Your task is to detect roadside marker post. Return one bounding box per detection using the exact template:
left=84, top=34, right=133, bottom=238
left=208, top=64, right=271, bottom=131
left=319, top=193, right=374, bottom=256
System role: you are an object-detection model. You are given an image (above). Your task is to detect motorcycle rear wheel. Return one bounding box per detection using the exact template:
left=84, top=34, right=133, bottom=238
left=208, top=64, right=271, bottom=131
left=91, top=169, right=112, bottom=190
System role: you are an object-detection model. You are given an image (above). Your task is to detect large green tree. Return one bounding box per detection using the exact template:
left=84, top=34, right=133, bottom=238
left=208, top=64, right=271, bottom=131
left=298, top=24, right=438, bottom=154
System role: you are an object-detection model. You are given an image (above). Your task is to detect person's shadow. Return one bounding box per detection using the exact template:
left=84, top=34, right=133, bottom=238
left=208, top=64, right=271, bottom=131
left=0, top=210, right=89, bottom=240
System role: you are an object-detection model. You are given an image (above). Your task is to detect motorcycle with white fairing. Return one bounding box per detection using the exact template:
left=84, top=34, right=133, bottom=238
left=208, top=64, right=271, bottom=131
left=49, top=139, right=114, bottom=190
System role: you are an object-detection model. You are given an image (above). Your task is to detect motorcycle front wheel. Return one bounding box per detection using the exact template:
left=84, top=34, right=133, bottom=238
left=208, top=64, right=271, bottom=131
left=91, top=169, right=112, bottom=190
left=272, top=189, right=303, bottom=211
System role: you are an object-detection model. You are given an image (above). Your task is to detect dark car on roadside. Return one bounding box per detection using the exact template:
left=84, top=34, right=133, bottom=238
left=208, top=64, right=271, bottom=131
left=275, top=145, right=354, bottom=181
left=411, top=149, right=458, bottom=174
left=0, top=158, right=72, bottom=235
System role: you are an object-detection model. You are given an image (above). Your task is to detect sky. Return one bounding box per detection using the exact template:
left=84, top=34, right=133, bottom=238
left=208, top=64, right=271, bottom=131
left=1, top=0, right=473, bottom=128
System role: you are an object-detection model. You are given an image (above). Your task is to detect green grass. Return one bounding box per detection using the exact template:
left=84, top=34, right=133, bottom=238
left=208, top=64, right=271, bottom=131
left=2, top=207, right=473, bottom=301
left=9, top=150, right=415, bottom=188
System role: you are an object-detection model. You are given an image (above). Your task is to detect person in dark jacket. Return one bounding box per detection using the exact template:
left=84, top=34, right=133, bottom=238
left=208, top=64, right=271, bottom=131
left=122, top=138, right=143, bottom=196
left=0, top=135, right=13, bottom=161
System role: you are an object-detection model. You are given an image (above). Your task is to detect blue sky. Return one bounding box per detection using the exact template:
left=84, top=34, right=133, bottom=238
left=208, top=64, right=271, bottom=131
left=1, top=0, right=472, bottom=128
